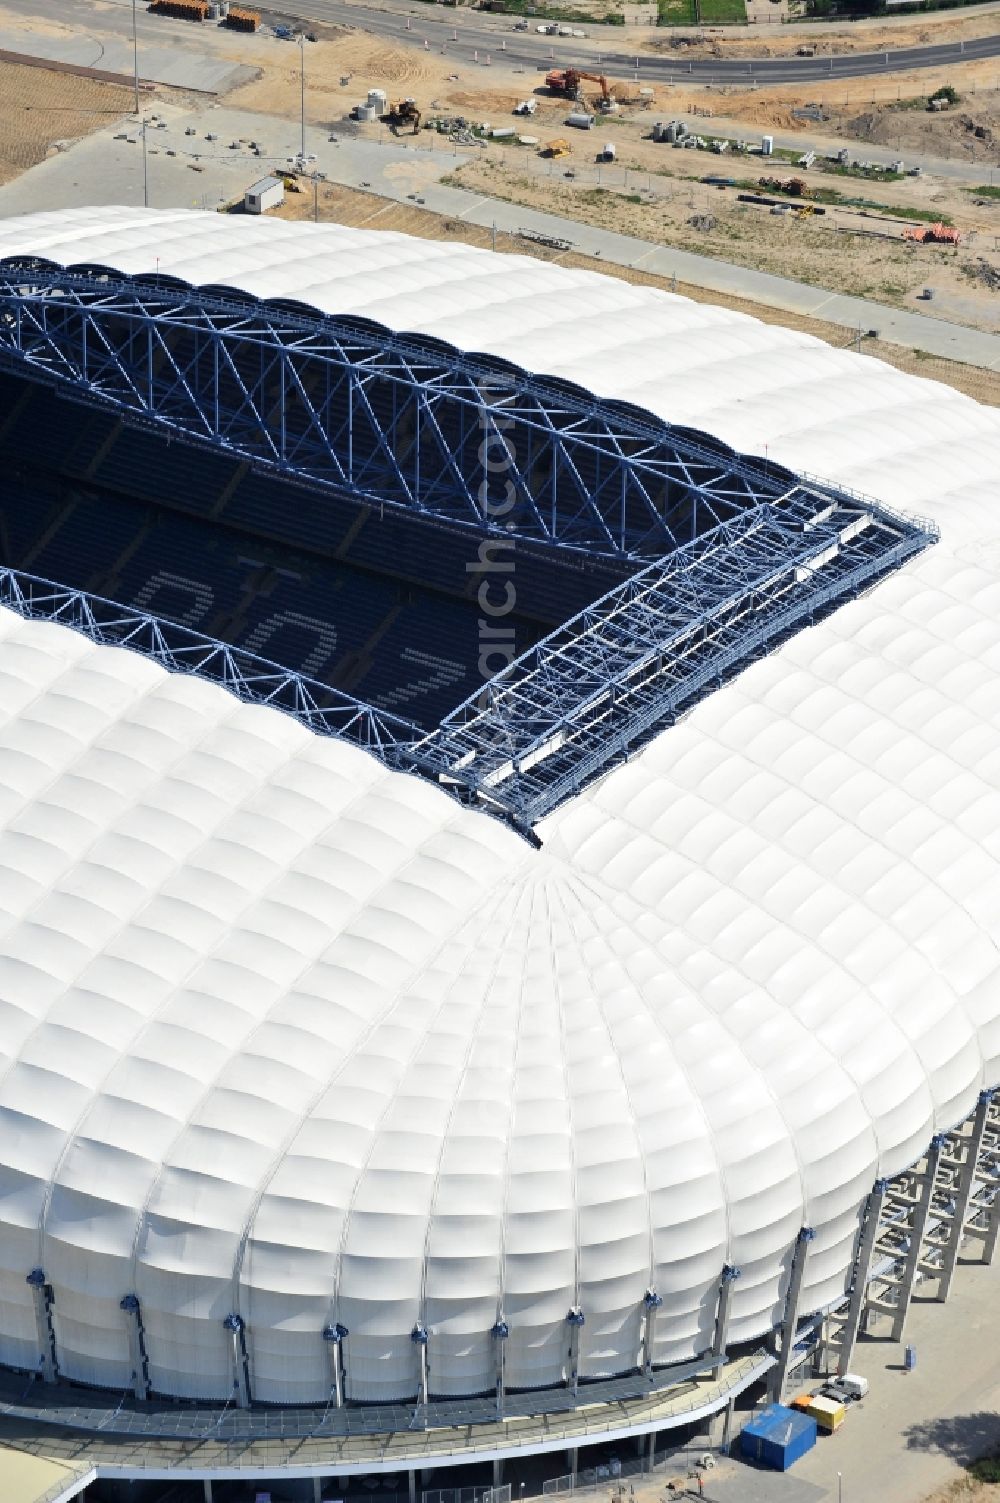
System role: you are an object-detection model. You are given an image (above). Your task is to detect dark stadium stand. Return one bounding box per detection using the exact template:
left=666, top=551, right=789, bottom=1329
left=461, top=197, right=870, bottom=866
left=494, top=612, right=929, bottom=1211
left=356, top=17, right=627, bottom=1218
left=0, top=371, right=626, bottom=729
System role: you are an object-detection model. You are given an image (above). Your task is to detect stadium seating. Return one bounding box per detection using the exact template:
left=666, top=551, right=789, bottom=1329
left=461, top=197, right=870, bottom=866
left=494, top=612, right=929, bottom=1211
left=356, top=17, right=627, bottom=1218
left=0, top=369, right=621, bottom=726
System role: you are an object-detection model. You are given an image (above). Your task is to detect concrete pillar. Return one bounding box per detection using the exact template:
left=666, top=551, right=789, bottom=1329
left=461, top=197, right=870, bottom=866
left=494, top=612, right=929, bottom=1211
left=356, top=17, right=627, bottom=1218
left=939, top=1092, right=994, bottom=1301
left=836, top=1179, right=887, bottom=1377
left=203, top=1482, right=214, bottom=1503
left=408, top=1470, right=416, bottom=1503
left=890, top=1136, right=945, bottom=1342
left=646, top=1429, right=655, bottom=1472
left=770, top=1227, right=815, bottom=1401
left=721, top=1397, right=735, bottom=1454
left=493, top=1458, right=503, bottom=1487
left=313, top=1479, right=323, bottom=1503
left=566, top=1446, right=578, bottom=1485
left=712, top=1265, right=740, bottom=1361
left=25, top=1270, right=56, bottom=1384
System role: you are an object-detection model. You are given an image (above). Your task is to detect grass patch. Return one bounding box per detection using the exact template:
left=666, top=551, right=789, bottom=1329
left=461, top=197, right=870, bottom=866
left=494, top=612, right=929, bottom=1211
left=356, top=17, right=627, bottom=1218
left=481, top=0, right=624, bottom=17
left=969, top=184, right=1000, bottom=199
left=740, top=175, right=954, bottom=224
left=657, top=0, right=697, bottom=23
left=886, top=95, right=930, bottom=112
left=697, top=0, right=747, bottom=18
left=822, top=161, right=904, bottom=183
left=969, top=1457, right=1000, bottom=1485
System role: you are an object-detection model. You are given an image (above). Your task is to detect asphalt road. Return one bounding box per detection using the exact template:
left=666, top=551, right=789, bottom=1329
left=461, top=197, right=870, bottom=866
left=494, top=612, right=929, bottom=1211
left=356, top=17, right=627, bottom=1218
left=7, top=0, right=1000, bottom=88
left=279, top=0, right=1000, bottom=85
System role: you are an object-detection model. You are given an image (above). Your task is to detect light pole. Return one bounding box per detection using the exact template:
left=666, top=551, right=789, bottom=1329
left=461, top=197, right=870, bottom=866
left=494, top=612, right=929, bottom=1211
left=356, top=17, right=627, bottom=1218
left=131, top=0, right=140, bottom=115
left=141, top=116, right=149, bottom=208
left=299, top=31, right=307, bottom=167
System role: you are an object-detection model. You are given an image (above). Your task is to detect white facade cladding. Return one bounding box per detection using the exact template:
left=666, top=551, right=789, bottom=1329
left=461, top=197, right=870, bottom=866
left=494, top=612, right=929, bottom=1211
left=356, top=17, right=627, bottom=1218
left=0, top=209, right=997, bottom=1406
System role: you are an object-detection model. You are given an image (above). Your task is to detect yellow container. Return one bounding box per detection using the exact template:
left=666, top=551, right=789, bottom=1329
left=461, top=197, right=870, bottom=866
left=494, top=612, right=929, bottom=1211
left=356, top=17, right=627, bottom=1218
left=805, top=1395, right=846, bottom=1433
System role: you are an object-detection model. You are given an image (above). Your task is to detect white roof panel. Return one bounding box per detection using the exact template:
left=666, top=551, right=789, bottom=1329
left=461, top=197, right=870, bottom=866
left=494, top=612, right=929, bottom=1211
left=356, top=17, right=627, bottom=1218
left=0, top=209, right=996, bottom=1404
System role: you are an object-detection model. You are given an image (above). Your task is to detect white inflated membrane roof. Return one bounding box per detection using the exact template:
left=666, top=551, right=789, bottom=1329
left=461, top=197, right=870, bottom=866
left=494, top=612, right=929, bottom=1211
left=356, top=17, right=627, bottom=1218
left=0, top=208, right=998, bottom=1406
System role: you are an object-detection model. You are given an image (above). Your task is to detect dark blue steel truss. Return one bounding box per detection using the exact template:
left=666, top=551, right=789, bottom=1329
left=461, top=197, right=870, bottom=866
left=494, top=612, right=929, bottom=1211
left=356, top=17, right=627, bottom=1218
left=0, top=262, right=939, bottom=839
left=0, top=261, right=816, bottom=564
left=0, top=567, right=421, bottom=756
left=410, top=490, right=937, bottom=827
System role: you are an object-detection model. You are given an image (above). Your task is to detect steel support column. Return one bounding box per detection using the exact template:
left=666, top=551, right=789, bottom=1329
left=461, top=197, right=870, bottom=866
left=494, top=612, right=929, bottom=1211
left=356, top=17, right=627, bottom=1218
left=890, top=1136, right=946, bottom=1342
left=642, top=1289, right=662, bottom=1375
left=938, top=1092, right=994, bottom=1302
left=712, top=1264, right=741, bottom=1360
left=566, top=1307, right=585, bottom=1394
left=323, top=1322, right=348, bottom=1407
left=770, top=1227, right=815, bottom=1401
left=25, top=1269, right=56, bottom=1384
left=120, top=1293, right=149, bottom=1402
left=492, top=1318, right=509, bottom=1418
left=412, top=1323, right=429, bottom=1409
left=835, top=1180, right=887, bottom=1378
left=223, top=1313, right=250, bottom=1409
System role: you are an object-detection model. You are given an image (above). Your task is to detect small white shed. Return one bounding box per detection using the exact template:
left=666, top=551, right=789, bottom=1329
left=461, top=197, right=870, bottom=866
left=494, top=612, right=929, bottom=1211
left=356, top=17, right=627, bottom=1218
left=244, top=176, right=284, bottom=214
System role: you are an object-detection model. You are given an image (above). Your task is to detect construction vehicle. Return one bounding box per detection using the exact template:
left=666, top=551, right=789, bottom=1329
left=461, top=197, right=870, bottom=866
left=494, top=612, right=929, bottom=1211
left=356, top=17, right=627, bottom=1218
left=543, top=138, right=571, bottom=159
left=280, top=175, right=303, bottom=194
left=149, top=0, right=208, bottom=19
left=224, top=5, right=259, bottom=30
left=545, top=69, right=619, bottom=113
left=903, top=221, right=960, bottom=245
left=386, top=98, right=422, bottom=133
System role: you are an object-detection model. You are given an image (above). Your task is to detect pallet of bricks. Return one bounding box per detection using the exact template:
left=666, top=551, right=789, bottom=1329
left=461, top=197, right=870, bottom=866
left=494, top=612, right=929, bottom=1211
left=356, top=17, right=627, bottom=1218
left=150, top=0, right=209, bottom=19
left=225, top=6, right=260, bottom=28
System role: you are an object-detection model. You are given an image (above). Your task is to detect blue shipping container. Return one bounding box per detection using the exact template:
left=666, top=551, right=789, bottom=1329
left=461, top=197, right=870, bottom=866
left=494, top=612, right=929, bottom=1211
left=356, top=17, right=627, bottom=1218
left=740, top=1404, right=817, bottom=1471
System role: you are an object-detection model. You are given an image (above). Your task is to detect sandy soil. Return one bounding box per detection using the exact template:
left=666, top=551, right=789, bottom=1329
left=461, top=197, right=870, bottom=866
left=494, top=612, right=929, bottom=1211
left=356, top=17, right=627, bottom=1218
left=0, top=58, right=134, bottom=186
left=228, top=37, right=1000, bottom=330
left=230, top=29, right=552, bottom=121
left=229, top=31, right=1000, bottom=158
left=439, top=140, right=1000, bottom=326
left=270, top=176, right=1000, bottom=406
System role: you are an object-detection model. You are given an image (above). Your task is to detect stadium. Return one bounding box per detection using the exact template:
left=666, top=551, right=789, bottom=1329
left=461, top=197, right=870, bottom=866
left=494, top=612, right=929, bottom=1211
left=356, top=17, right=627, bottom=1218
left=0, top=205, right=997, bottom=1493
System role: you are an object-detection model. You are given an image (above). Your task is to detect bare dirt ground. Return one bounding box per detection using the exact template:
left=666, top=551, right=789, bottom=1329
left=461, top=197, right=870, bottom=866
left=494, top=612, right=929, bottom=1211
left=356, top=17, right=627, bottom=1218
left=229, top=29, right=542, bottom=120
left=227, top=37, right=1000, bottom=333
left=271, top=176, right=1000, bottom=405
left=0, top=57, right=133, bottom=186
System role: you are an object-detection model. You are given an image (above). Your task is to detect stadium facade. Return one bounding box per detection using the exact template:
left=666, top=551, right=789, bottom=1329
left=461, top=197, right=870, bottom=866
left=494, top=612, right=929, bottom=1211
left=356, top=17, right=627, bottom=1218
left=0, top=208, right=996, bottom=1465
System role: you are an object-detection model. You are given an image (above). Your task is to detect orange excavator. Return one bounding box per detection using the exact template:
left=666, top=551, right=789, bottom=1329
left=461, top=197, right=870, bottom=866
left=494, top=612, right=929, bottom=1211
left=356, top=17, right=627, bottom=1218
left=545, top=69, right=617, bottom=111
